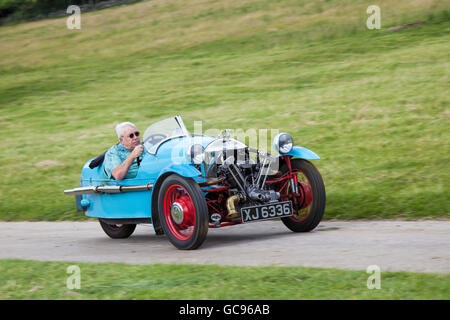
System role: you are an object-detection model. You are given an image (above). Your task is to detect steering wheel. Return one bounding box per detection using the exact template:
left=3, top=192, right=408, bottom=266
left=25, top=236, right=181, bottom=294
left=144, top=133, right=167, bottom=146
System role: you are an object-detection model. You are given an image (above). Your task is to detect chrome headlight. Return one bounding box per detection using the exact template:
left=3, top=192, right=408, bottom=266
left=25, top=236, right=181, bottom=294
left=189, top=144, right=205, bottom=164
left=273, top=133, right=293, bottom=154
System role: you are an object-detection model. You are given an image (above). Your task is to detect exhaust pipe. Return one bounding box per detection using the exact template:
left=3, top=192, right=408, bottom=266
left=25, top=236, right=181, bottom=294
left=64, top=183, right=153, bottom=196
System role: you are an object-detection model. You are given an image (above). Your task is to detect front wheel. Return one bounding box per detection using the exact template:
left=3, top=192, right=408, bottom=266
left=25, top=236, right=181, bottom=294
left=158, top=174, right=209, bottom=250
left=279, top=159, right=326, bottom=232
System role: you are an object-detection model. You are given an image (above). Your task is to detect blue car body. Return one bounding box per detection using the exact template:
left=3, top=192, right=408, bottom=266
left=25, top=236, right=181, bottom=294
left=67, top=115, right=320, bottom=224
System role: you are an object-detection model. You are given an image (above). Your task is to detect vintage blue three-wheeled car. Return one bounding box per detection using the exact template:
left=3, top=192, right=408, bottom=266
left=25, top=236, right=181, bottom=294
left=64, top=115, right=326, bottom=249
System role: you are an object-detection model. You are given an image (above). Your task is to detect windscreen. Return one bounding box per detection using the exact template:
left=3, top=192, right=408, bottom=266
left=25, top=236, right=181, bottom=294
left=143, top=116, right=187, bottom=153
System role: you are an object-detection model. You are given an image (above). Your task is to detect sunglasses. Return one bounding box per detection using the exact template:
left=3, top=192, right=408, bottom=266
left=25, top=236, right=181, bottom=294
left=128, top=131, right=140, bottom=139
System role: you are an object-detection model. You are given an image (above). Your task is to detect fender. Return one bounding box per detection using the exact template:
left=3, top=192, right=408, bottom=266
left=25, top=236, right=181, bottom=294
left=282, top=146, right=320, bottom=160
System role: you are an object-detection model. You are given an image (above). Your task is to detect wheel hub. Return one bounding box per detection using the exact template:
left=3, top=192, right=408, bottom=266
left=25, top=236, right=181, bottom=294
left=171, top=202, right=184, bottom=224
left=298, top=182, right=313, bottom=209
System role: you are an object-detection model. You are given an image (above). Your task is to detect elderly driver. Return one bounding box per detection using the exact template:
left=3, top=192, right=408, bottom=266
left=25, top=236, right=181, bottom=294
left=104, top=122, right=144, bottom=180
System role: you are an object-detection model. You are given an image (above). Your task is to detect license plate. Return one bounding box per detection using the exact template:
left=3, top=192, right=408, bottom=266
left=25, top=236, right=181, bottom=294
left=241, top=201, right=293, bottom=223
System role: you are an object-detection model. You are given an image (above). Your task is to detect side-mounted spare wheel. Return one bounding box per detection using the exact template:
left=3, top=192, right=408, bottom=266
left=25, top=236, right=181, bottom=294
left=158, top=174, right=209, bottom=250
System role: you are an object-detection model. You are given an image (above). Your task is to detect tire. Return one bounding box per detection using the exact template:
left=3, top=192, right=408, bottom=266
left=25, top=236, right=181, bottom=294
left=158, top=174, right=209, bottom=250
left=99, top=219, right=136, bottom=239
left=279, top=159, right=326, bottom=232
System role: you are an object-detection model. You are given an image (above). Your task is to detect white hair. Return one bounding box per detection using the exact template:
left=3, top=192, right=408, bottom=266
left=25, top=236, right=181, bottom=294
left=115, top=122, right=137, bottom=139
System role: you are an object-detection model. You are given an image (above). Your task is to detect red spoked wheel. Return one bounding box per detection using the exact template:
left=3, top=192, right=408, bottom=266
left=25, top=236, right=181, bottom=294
left=278, top=158, right=326, bottom=232
left=163, top=184, right=196, bottom=241
left=282, top=169, right=313, bottom=223
left=158, top=174, right=209, bottom=250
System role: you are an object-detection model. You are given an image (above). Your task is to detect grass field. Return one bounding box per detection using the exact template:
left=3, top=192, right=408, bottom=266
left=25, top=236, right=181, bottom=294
left=0, top=0, right=449, bottom=221
left=0, top=259, right=449, bottom=299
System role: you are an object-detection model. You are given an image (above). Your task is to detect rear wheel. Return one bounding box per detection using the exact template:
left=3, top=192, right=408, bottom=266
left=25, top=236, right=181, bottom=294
left=99, top=219, right=136, bottom=239
left=279, top=159, right=326, bottom=232
left=158, top=174, right=209, bottom=250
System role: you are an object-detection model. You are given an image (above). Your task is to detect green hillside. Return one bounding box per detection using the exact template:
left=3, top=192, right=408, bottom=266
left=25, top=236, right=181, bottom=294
left=0, top=0, right=449, bottom=220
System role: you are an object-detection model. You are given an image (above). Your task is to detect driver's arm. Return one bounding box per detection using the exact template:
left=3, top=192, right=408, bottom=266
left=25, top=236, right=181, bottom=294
left=111, top=145, right=143, bottom=180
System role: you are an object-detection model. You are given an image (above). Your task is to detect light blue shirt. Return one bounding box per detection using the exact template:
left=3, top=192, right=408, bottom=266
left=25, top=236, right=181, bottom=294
left=103, top=143, right=143, bottom=180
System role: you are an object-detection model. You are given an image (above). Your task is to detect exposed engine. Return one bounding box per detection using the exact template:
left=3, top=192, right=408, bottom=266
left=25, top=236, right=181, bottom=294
left=203, top=141, right=281, bottom=222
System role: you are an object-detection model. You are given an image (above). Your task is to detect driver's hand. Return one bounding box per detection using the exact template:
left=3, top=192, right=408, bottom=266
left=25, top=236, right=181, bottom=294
left=131, top=145, right=144, bottom=159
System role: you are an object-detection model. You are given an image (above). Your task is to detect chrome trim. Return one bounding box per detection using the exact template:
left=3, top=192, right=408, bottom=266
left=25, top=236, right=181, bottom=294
left=175, top=114, right=190, bottom=136
left=273, top=133, right=293, bottom=154
left=96, top=185, right=121, bottom=193
left=225, top=164, right=246, bottom=194
left=64, top=183, right=154, bottom=196
left=120, top=184, right=154, bottom=192
left=147, top=135, right=186, bottom=155
left=260, top=158, right=273, bottom=188
left=171, top=202, right=184, bottom=224
left=64, top=186, right=97, bottom=196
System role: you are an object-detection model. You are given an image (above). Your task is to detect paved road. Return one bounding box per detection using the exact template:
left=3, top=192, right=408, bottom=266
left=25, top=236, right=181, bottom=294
left=1, top=220, right=449, bottom=273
